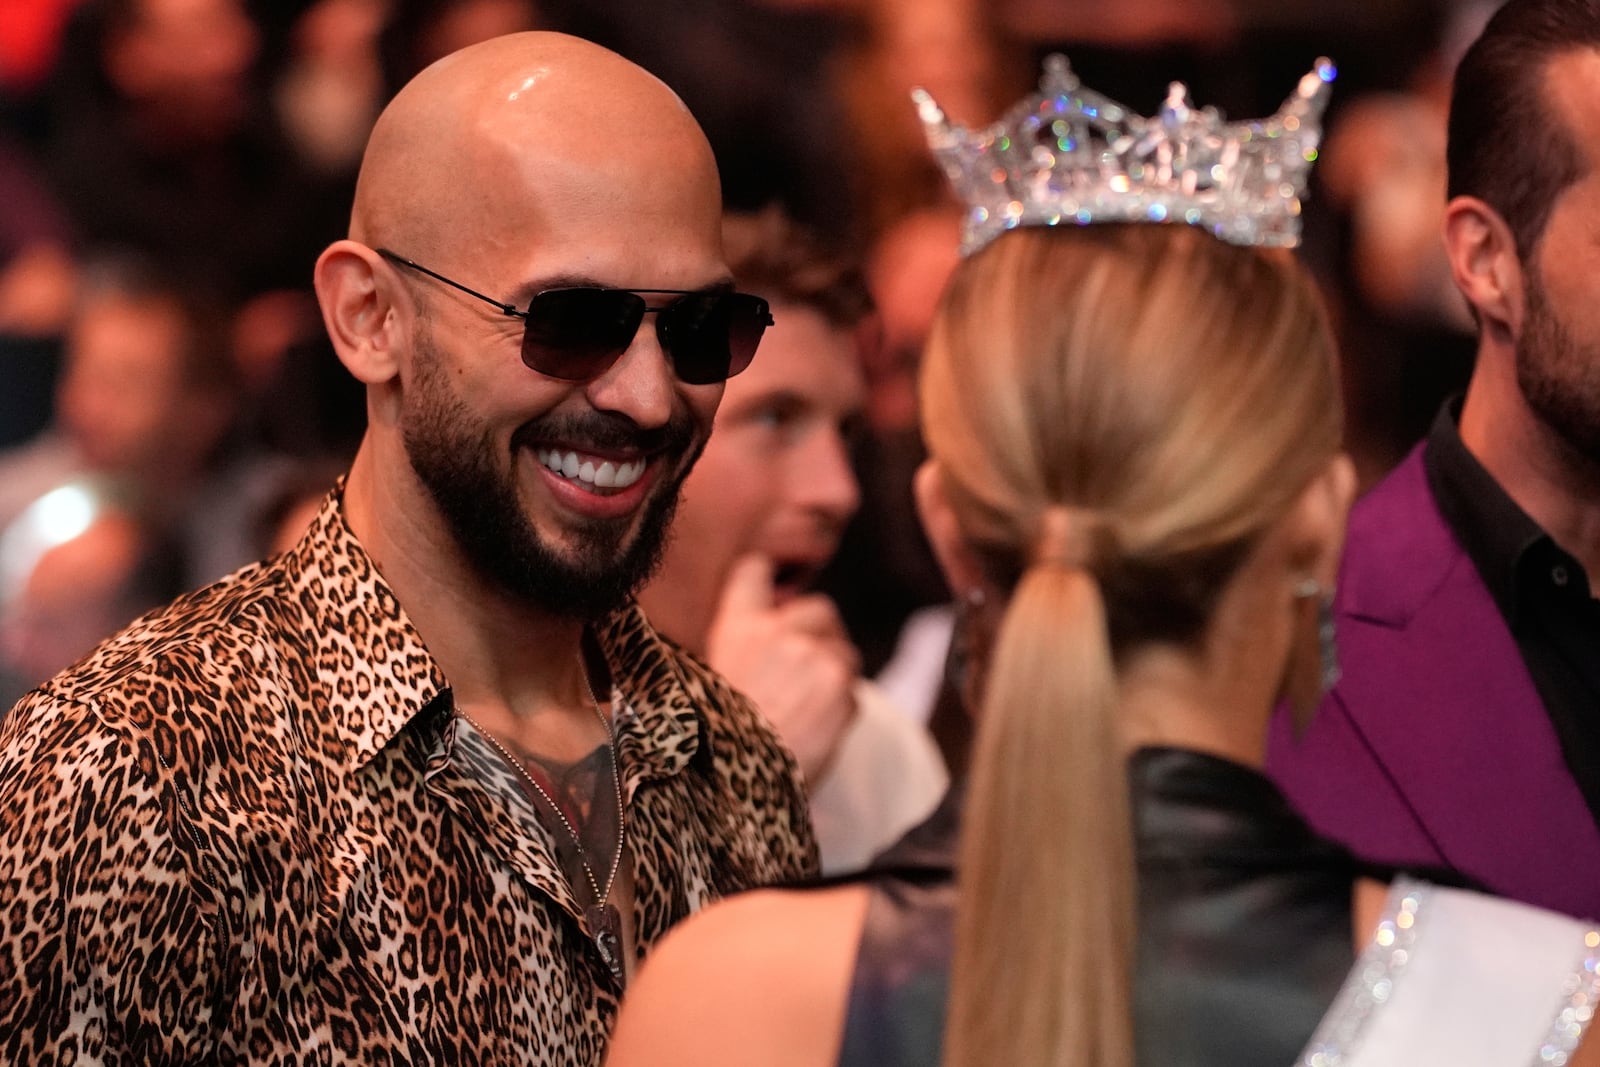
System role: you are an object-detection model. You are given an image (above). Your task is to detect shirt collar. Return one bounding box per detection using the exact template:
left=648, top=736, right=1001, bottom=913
left=595, top=605, right=709, bottom=796
left=282, top=479, right=705, bottom=778
left=1423, top=398, right=1560, bottom=628
left=281, top=481, right=450, bottom=770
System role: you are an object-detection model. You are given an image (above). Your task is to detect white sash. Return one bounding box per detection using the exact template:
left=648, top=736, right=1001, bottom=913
left=1299, top=880, right=1600, bottom=1066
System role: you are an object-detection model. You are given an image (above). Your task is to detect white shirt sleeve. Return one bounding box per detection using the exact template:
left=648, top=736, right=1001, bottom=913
left=807, top=679, right=949, bottom=875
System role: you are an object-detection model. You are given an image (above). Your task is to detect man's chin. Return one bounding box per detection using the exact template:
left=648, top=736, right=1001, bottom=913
left=530, top=483, right=659, bottom=557
left=519, top=505, right=676, bottom=616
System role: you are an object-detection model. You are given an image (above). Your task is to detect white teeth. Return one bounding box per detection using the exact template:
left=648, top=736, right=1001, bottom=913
left=612, top=460, right=644, bottom=488
left=534, top=448, right=647, bottom=491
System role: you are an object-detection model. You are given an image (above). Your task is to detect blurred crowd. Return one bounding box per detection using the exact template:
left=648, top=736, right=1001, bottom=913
left=0, top=0, right=1492, bottom=704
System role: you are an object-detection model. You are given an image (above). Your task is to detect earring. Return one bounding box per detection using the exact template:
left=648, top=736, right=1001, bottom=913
left=947, top=586, right=991, bottom=715
left=1294, top=579, right=1341, bottom=694
left=1288, top=579, right=1340, bottom=731
left=1316, top=593, right=1341, bottom=693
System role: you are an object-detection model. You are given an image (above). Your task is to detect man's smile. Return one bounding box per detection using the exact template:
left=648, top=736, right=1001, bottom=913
left=535, top=447, right=649, bottom=493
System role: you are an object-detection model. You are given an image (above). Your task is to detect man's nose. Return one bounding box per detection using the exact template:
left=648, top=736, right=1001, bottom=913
left=798, top=427, right=861, bottom=527
left=583, top=323, right=679, bottom=429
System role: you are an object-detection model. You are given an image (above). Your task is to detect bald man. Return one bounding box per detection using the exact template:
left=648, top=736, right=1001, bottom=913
left=0, top=33, right=816, bottom=1064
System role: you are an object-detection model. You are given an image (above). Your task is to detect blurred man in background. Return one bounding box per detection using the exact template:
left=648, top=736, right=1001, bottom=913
left=640, top=211, right=947, bottom=872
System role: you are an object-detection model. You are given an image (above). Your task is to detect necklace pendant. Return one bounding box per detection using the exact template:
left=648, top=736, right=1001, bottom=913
left=584, top=902, right=625, bottom=984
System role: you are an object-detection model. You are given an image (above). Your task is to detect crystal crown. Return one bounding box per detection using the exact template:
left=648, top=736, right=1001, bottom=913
left=914, top=55, right=1337, bottom=255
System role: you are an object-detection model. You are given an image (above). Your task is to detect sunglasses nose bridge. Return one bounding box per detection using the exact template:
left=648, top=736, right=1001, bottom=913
left=603, top=296, right=677, bottom=377
left=590, top=292, right=651, bottom=361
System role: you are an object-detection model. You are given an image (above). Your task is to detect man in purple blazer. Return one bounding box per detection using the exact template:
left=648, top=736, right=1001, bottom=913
left=1268, top=0, right=1600, bottom=920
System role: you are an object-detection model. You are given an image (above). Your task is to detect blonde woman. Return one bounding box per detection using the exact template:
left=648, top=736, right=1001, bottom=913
left=605, top=64, right=1600, bottom=1067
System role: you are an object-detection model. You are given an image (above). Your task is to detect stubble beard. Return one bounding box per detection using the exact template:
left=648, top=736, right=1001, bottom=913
left=1519, top=263, right=1600, bottom=466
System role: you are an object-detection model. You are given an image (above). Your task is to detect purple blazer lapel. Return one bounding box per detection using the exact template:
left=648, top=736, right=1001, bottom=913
left=1331, top=448, right=1600, bottom=917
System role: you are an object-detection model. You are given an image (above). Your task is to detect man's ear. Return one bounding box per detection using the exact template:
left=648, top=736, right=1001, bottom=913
left=1443, top=195, right=1524, bottom=341
left=913, top=460, right=987, bottom=599
left=314, top=241, right=404, bottom=385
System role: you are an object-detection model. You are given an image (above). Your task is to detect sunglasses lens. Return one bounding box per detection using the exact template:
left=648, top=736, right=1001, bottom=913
left=520, top=288, right=645, bottom=380
left=660, top=292, right=772, bottom=385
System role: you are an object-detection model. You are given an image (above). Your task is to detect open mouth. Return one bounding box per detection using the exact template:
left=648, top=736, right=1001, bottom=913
left=771, top=560, right=824, bottom=603
left=535, top=447, right=648, bottom=495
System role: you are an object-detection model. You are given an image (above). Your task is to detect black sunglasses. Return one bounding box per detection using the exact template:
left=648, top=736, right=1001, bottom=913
left=376, top=248, right=772, bottom=385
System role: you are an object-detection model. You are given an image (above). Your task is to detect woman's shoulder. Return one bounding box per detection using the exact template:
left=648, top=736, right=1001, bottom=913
left=607, top=885, right=872, bottom=1067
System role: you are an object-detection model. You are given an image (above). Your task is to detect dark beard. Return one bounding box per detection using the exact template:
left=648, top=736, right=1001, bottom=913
left=402, top=345, right=700, bottom=619
left=1519, top=265, right=1600, bottom=463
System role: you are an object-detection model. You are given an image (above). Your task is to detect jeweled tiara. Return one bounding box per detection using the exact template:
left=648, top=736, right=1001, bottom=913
left=914, top=55, right=1336, bottom=255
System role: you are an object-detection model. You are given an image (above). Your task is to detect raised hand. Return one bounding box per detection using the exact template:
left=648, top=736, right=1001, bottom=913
left=706, top=553, right=860, bottom=786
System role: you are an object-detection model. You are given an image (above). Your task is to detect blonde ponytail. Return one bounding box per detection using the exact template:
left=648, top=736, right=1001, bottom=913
left=924, top=223, right=1340, bottom=1067
left=944, top=561, right=1135, bottom=1067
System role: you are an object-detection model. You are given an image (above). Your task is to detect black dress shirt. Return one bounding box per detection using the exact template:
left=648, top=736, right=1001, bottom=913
left=1424, top=401, right=1600, bottom=826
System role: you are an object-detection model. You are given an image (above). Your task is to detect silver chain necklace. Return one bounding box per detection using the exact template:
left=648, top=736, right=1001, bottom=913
left=460, top=662, right=627, bottom=984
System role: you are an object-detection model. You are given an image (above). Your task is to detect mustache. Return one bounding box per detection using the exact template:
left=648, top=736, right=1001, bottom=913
left=511, top=410, right=697, bottom=456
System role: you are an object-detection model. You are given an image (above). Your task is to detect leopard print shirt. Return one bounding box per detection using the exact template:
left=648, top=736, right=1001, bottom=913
left=0, top=488, right=818, bottom=1065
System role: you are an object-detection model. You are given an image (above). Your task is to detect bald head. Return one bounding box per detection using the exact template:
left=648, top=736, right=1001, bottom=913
left=352, top=32, right=721, bottom=260
left=317, top=30, right=734, bottom=629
